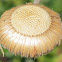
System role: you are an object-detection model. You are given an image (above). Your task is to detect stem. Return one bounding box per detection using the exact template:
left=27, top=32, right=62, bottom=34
left=34, top=0, right=41, bottom=4
left=0, top=44, right=4, bottom=57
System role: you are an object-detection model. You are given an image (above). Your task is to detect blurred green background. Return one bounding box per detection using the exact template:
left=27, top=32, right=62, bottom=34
left=0, top=0, right=62, bottom=62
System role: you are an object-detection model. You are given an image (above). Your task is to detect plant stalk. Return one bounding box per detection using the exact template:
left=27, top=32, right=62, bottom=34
left=34, top=0, right=41, bottom=4
left=0, top=44, right=4, bottom=57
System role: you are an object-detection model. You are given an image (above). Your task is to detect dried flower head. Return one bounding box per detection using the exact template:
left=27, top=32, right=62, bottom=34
left=0, top=3, right=62, bottom=58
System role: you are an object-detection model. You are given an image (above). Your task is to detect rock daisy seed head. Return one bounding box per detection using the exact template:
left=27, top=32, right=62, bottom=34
left=0, top=3, right=62, bottom=58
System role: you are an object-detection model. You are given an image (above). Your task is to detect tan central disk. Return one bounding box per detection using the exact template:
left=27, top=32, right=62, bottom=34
left=11, top=5, right=52, bottom=36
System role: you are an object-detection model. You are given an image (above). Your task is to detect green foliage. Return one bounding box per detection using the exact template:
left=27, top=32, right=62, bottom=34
left=0, top=0, right=62, bottom=62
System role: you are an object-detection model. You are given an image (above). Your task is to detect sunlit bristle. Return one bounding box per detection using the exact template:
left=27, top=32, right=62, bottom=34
left=0, top=3, right=62, bottom=58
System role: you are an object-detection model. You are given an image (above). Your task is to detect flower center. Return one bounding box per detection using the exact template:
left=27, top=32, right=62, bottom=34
left=11, top=5, right=51, bottom=36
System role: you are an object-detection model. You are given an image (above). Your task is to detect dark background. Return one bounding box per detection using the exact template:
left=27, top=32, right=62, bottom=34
left=0, top=0, right=62, bottom=62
